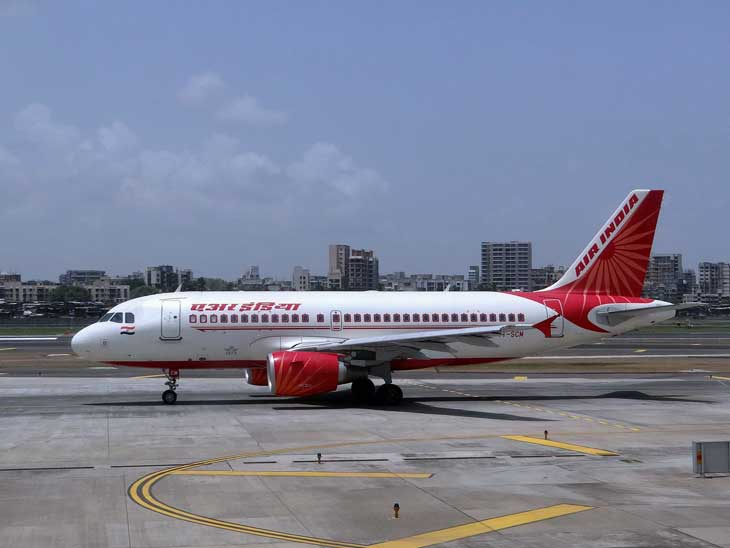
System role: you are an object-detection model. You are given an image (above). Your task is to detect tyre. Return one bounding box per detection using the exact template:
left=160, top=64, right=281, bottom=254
left=351, top=378, right=375, bottom=404
left=162, top=389, right=178, bottom=404
left=375, top=384, right=403, bottom=406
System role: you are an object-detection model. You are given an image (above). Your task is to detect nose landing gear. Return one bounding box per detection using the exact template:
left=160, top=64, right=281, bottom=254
left=162, top=368, right=179, bottom=404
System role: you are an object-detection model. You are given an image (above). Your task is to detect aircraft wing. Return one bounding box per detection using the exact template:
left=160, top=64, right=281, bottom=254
left=291, top=324, right=532, bottom=355
left=596, top=302, right=705, bottom=326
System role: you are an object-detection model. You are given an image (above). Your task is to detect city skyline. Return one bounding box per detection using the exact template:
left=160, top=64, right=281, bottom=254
left=2, top=3, right=730, bottom=280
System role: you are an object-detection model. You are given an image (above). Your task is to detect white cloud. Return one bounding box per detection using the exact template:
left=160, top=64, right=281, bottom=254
left=178, top=72, right=226, bottom=105
left=98, top=121, right=138, bottom=152
left=14, top=103, right=80, bottom=148
left=288, top=142, right=388, bottom=196
left=217, top=95, right=287, bottom=127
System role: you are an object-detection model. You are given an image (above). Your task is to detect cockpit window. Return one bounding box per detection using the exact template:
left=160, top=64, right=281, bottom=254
left=99, top=313, right=113, bottom=322
left=124, top=312, right=135, bottom=323
left=110, top=313, right=124, bottom=323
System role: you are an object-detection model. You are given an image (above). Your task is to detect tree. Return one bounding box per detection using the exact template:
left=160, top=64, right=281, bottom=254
left=50, top=285, right=91, bottom=302
left=130, top=286, right=160, bottom=299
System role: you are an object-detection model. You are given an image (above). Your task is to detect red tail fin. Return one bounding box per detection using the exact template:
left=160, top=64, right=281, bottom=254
left=541, top=189, right=664, bottom=297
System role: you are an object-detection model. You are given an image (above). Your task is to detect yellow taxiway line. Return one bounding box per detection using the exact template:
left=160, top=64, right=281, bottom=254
left=502, top=435, right=619, bottom=456
left=709, top=375, right=730, bottom=381
left=171, top=470, right=432, bottom=479
left=0, top=347, right=16, bottom=352
left=131, top=373, right=166, bottom=379
left=129, top=437, right=597, bottom=548
left=370, top=504, right=593, bottom=548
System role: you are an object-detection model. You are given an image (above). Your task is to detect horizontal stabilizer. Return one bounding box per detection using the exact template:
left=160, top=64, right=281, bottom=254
left=596, top=302, right=705, bottom=326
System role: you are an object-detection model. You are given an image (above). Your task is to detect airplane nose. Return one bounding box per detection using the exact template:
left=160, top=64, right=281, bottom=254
left=71, top=327, right=91, bottom=356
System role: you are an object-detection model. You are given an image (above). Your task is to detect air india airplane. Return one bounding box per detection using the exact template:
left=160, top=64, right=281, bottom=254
left=72, top=189, right=696, bottom=405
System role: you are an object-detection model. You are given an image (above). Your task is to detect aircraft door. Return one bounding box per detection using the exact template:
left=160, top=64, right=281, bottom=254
left=161, top=300, right=182, bottom=340
left=330, top=310, right=342, bottom=331
left=543, top=299, right=564, bottom=337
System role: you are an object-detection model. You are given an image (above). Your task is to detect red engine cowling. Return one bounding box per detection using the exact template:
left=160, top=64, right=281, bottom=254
left=267, top=351, right=350, bottom=396
left=244, top=368, right=268, bottom=386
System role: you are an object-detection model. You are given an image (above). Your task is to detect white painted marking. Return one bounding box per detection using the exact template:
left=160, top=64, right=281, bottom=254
left=525, top=354, right=730, bottom=360
left=0, top=337, right=58, bottom=342
left=0, top=348, right=16, bottom=352
left=88, top=366, right=117, bottom=370
left=47, top=353, right=71, bottom=357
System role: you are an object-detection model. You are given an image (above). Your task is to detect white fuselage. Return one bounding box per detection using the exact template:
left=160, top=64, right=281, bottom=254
left=71, top=291, right=675, bottom=369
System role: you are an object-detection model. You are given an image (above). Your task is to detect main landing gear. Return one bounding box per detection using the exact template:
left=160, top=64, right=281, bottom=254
left=350, top=378, right=403, bottom=406
left=162, top=368, right=179, bottom=404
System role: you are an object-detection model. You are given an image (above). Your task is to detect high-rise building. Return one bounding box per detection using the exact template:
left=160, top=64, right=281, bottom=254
left=467, top=266, right=480, bottom=287
left=530, top=265, right=565, bottom=291
left=328, top=245, right=350, bottom=290
left=242, top=266, right=260, bottom=281
left=292, top=266, right=311, bottom=291
left=59, top=270, right=106, bottom=286
left=643, top=254, right=684, bottom=301
left=145, top=266, right=193, bottom=292
left=698, top=262, right=730, bottom=296
left=480, top=242, right=532, bottom=291
left=348, top=248, right=379, bottom=290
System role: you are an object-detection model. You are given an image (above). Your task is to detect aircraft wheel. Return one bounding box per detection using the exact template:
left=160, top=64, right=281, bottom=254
left=375, top=384, right=403, bottom=406
left=351, top=378, right=375, bottom=403
left=162, top=389, right=178, bottom=405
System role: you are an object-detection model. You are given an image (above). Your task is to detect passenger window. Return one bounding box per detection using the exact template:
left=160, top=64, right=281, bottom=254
left=364, top=314, right=371, bottom=322
left=210, top=314, right=218, bottom=323
left=302, top=314, right=309, bottom=322
left=384, top=313, right=391, bottom=322
left=261, top=314, right=269, bottom=323
left=282, top=314, right=289, bottom=323
left=441, top=313, right=449, bottom=322
left=251, top=314, right=259, bottom=323
left=332, top=313, right=340, bottom=323
left=220, top=314, right=228, bottom=324
left=393, top=314, right=400, bottom=322
left=240, top=314, right=248, bottom=323
left=518, top=313, right=525, bottom=322
left=508, top=313, right=515, bottom=322
left=461, top=313, right=468, bottom=322
left=231, top=314, right=239, bottom=323
left=490, top=313, right=497, bottom=322
left=470, top=313, right=478, bottom=322
left=373, top=314, right=380, bottom=322
left=432, top=314, right=439, bottom=322
left=189, top=315, right=197, bottom=324
left=344, top=313, right=351, bottom=322
left=271, top=314, right=279, bottom=323
left=110, top=313, right=123, bottom=323
left=403, top=313, right=410, bottom=322
left=99, top=313, right=113, bottom=322
left=451, top=313, right=458, bottom=322
left=422, top=314, right=429, bottom=322
left=499, top=313, right=506, bottom=322
left=199, top=314, right=207, bottom=323
left=317, top=314, right=325, bottom=323
left=413, top=313, right=419, bottom=322
left=124, top=312, right=135, bottom=323
left=480, top=313, right=487, bottom=322
left=292, top=314, right=299, bottom=323
left=354, top=313, right=362, bottom=322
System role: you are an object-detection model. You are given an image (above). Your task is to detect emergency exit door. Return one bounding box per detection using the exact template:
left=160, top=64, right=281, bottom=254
left=161, top=300, right=182, bottom=340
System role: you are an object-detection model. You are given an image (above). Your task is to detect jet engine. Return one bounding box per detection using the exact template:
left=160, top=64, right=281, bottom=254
left=267, top=351, right=352, bottom=396
left=243, top=368, right=268, bottom=386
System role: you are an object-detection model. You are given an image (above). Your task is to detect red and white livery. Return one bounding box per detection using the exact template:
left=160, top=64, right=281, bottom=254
left=72, top=189, right=697, bottom=404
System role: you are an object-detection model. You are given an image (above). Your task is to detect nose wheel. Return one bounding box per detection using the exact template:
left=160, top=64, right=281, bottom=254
left=162, top=369, right=179, bottom=404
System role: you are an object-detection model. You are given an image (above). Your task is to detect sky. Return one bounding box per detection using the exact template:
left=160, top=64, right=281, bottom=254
left=1, top=1, right=729, bottom=281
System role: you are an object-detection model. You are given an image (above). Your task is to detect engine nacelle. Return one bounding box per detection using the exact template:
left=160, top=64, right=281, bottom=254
left=267, top=351, right=351, bottom=396
left=243, top=368, right=268, bottom=386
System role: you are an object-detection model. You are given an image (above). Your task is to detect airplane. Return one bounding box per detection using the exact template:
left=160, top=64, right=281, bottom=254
left=72, top=189, right=699, bottom=405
